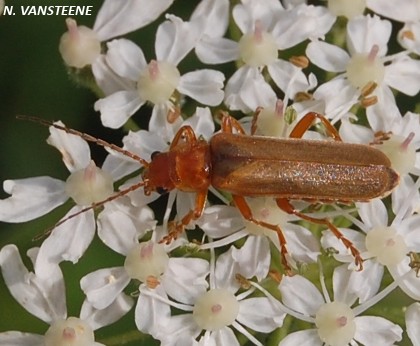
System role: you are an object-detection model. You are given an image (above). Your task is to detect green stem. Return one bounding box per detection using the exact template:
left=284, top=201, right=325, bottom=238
left=99, top=330, right=152, bottom=345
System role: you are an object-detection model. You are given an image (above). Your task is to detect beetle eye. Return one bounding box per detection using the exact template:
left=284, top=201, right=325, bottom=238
left=155, top=186, right=168, bottom=195
left=151, top=151, right=161, bottom=160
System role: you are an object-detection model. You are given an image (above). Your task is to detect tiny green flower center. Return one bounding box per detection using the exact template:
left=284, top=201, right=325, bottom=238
left=65, top=161, right=114, bottom=206
left=376, top=133, right=416, bottom=176
left=365, top=226, right=407, bottom=266
left=238, top=21, right=278, bottom=67
left=137, top=60, right=180, bottom=104
left=44, top=317, right=95, bottom=346
left=327, top=0, right=366, bottom=19
left=193, top=288, right=239, bottom=331
left=124, top=241, right=169, bottom=282
left=59, top=18, right=101, bottom=68
left=315, top=301, right=356, bottom=346
left=346, top=45, right=385, bottom=89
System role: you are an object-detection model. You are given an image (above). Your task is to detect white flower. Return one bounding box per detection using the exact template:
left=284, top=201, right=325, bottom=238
left=366, top=0, right=420, bottom=54
left=94, top=16, right=225, bottom=129
left=138, top=236, right=284, bottom=345
left=80, top=239, right=209, bottom=338
left=0, top=244, right=132, bottom=346
left=306, top=15, right=420, bottom=127
left=339, top=112, right=420, bottom=216
left=322, top=198, right=420, bottom=301
left=0, top=122, right=141, bottom=264
left=278, top=268, right=403, bottom=346
left=194, top=0, right=329, bottom=112
left=58, top=0, right=174, bottom=68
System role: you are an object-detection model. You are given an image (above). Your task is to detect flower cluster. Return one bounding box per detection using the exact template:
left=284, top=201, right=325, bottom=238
left=1, top=0, right=420, bottom=345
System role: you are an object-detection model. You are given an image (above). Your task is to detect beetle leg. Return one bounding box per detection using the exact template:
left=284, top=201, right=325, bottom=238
left=169, top=125, right=197, bottom=150
left=232, top=195, right=293, bottom=275
left=276, top=198, right=363, bottom=271
left=221, top=113, right=247, bottom=134
left=250, top=107, right=264, bottom=135
left=290, top=112, right=341, bottom=141
left=159, top=190, right=208, bottom=244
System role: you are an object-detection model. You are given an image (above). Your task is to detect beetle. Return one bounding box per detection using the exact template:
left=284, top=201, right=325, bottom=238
left=19, top=112, right=399, bottom=273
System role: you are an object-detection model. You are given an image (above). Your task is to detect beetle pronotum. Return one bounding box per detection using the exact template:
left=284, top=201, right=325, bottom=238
left=18, top=112, right=399, bottom=273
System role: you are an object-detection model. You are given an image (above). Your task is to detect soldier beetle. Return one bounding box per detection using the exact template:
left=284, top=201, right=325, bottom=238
left=18, top=112, right=399, bottom=273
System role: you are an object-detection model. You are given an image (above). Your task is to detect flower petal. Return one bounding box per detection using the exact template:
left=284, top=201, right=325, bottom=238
left=162, top=258, right=209, bottom=304
left=97, top=198, right=156, bottom=255
left=47, top=121, right=91, bottom=172
left=81, top=293, right=134, bottom=330
left=94, top=0, right=174, bottom=41
left=273, top=5, right=335, bottom=49
left=190, top=0, right=229, bottom=38
left=279, top=329, right=322, bottom=346
left=339, top=119, right=374, bottom=144
left=196, top=36, right=239, bottom=64
left=81, top=267, right=130, bottom=310
left=92, top=56, right=136, bottom=96
left=366, top=0, right=419, bottom=22
left=306, top=41, right=349, bottom=72
left=406, top=302, right=420, bottom=345
left=347, top=15, right=392, bottom=55
left=389, top=258, right=420, bottom=300
left=279, top=275, right=324, bottom=316
left=357, top=198, right=388, bottom=229
left=237, top=297, right=285, bottom=332
left=268, top=59, right=312, bottom=97
left=105, top=39, right=146, bottom=81
left=0, top=177, right=67, bottom=222
left=196, top=205, right=244, bottom=239
left=0, top=332, right=44, bottom=345
left=366, top=86, right=402, bottom=132
left=201, top=327, right=239, bottom=345
left=178, top=70, right=225, bottom=106
left=284, top=224, right=320, bottom=263
left=233, top=0, right=285, bottom=34
left=0, top=245, right=66, bottom=323
left=230, top=67, right=277, bottom=112
left=36, top=206, right=95, bottom=264
left=94, top=90, right=143, bottom=129
left=231, top=235, right=271, bottom=281
left=155, top=15, right=199, bottom=65
left=398, top=22, right=420, bottom=54
left=354, top=316, right=402, bottom=345
left=384, top=56, right=420, bottom=96
left=136, top=285, right=171, bottom=336
left=182, top=107, right=215, bottom=140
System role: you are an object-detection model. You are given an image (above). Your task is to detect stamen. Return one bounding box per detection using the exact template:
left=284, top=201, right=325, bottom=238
left=360, top=81, right=377, bottom=97
left=289, top=55, right=309, bottom=68
left=401, top=30, right=415, bottom=40
left=146, top=275, right=160, bottom=289
left=360, top=95, right=378, bottom=108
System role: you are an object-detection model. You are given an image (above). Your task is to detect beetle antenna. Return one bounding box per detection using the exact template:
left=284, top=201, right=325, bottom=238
left=33, top=180, right=146, bottom=241
left=17, top=115, right=150, bottom=167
